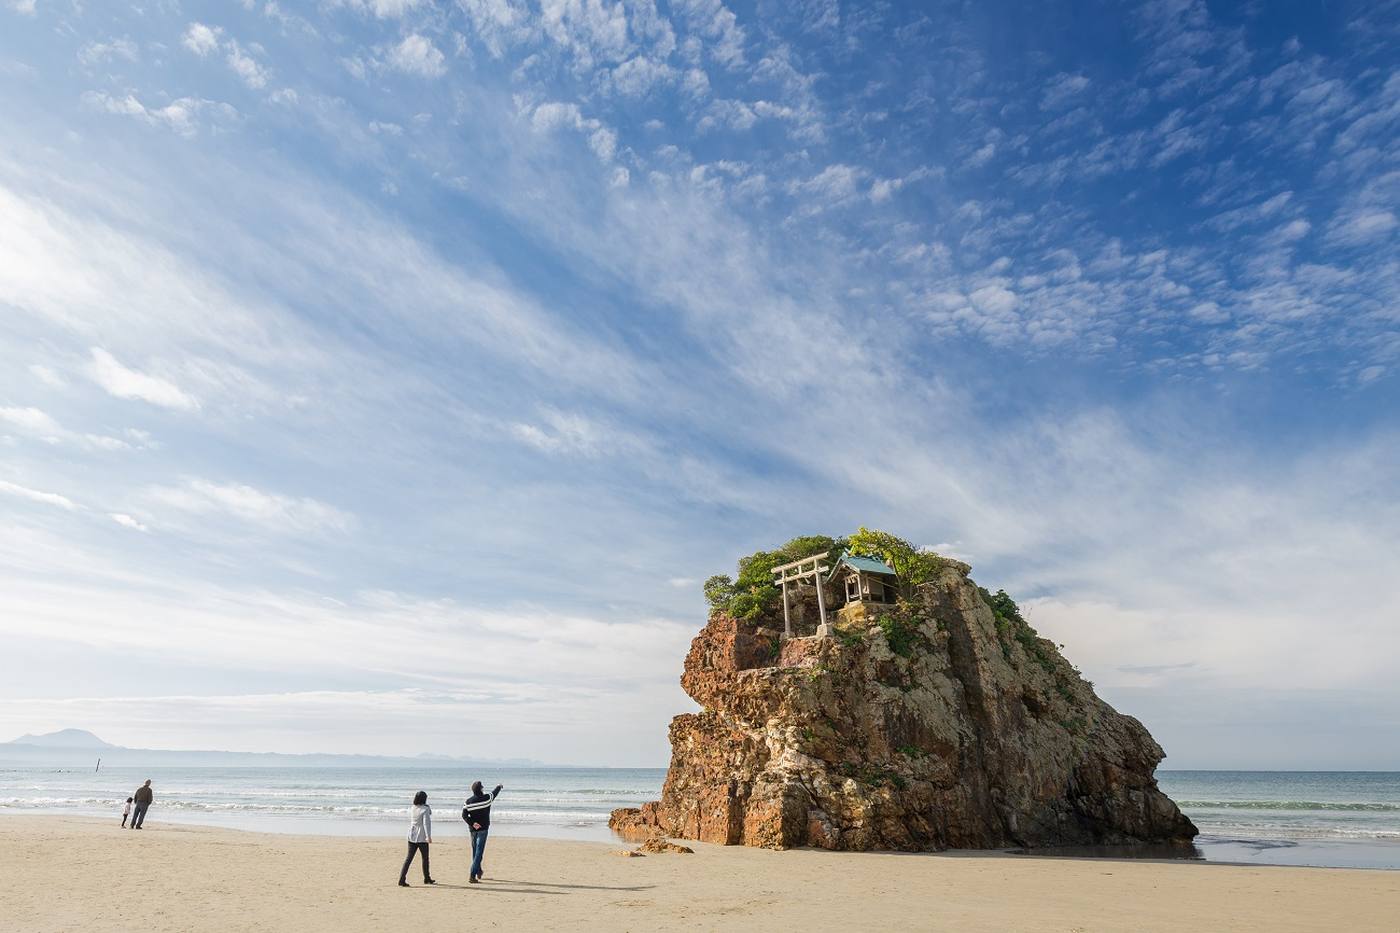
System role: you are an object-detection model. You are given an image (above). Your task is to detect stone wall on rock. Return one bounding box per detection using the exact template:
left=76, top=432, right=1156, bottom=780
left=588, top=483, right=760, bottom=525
left=610, top=559, right=1198, bottom=851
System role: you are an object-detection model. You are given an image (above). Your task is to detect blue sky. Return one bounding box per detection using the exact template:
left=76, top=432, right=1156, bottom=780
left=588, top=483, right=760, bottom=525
left=0, top=0, right=1396, bottom=768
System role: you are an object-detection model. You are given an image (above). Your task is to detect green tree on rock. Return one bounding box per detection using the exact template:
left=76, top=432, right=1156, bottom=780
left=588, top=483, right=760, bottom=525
left=704, top=535, right=844, bottom=619
left=845, top=527, right=944, bottom=592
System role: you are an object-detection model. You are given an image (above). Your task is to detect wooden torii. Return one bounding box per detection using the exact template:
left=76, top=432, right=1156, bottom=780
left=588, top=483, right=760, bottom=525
left=771, top=553, right=830, bottom=638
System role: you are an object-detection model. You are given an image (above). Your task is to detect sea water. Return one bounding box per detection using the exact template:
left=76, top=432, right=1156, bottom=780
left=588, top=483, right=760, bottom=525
left=0, top=764, right=665, bottom=842
left=1156, top=770, right=1400, bottom=869
left=3, top=766, right=1398, bottom=867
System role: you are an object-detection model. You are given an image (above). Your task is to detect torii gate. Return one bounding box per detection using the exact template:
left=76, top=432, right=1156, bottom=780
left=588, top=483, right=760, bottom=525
left=771, top=553, right=830, bottom=638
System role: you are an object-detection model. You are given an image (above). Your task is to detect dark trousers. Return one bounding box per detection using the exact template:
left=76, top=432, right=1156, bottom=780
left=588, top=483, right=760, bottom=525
left=469, top=828, right=489, bottom=878
left=399, top=841, right=430, bottom=882
left=131, top=802, right=149, bottom=828
left=121, top=814, right=129, bottom=828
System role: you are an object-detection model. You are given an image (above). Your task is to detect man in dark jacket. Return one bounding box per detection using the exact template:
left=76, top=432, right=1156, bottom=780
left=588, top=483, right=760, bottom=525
left=131, top=780, right=153, bottom=829
left=462, top=780, right=502, bottom=883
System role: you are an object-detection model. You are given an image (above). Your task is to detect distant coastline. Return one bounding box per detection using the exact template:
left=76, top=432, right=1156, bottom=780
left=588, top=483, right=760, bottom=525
left=0, top=729, right=549, bottom=770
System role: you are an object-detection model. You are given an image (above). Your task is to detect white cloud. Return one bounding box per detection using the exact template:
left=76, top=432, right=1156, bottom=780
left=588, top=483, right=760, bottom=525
left=88, top=348, right=200, bottom=411
left=0, top=479, right=77, bottom=511
left=457, top=0, right=534, bottom=58
left=510, top=408, right=633, bottom=458
left=78, top=39, right=139, bottom=66
left=1325, top=209, right=1397, bottom=248
left=0, top=406, right=63, bottom=441
left=0, top=406, right=134, bottom=451
left=386, top=34, right=447, bottom=78
left=969, top=284, right=1020, bottom=315
left=183, top=22, right=222, bottom=57
left=529, top=101, right=617, bottom=162
left=109, top=513, right=149, bottom=532
left=1041, top=72, right=1091, bottom=109
left=147, top=479, right=353, bottom=535
left=672, top=0, right=746, bottom=67
left=227, top=42, right=270, bottom=89
left=697, top=98, right=755, bottom=132
left=346, top=0, right=422, bottom=16
left=1357, top=365, right=1385, bottom=385
left=83, top=92, right=236, bottom=137
left=791, top=164, right=862, bottom=206
left=870, top=167, right=934, bottom=204
left=28, top=364, right=64, bottom=387
left=5, top=0, right=37, bottom=14
left=1205, top=191, right=1294, bottom=233
left=966, top=142, right=996, bottom=168
left=538, top=0, right=630, bottom=68
left=607, top=56, right=676, bottom=97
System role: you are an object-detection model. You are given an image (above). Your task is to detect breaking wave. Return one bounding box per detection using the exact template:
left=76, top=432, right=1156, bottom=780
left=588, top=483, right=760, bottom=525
left=1179, top=800, right=1400, bottom=812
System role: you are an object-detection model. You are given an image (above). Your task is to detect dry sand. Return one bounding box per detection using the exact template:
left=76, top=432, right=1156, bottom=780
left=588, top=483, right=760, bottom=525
left=3, top=816, right=1398, bottom=932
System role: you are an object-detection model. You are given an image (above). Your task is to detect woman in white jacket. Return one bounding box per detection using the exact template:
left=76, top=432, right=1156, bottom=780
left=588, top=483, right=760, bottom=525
left=397, top=791, right=436, bottom=887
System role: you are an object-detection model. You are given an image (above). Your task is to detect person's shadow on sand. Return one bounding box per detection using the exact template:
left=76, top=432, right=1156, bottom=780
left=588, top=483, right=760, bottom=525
left=488, top=879, right=656, bottom=892
left=416, top=880, right=655, bottom=894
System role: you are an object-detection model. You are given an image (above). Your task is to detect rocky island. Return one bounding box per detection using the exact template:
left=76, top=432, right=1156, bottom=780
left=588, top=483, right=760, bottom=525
left=612, top=530, right=1198, bottom=851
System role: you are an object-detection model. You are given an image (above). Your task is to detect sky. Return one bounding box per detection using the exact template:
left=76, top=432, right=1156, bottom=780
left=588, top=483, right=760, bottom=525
left=0, top=0, right=1397, bottom=769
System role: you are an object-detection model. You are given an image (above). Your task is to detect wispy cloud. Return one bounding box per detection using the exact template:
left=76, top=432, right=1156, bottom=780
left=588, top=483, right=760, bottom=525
left=109, top=512, right=149, bottom=532
left=83, top=92, right=236, bottom=137
left=226, top=41, right=270, bottom=89
left=146, top=479, right=353, bottom=535
left=88, top=349, right=200, bottom=411
left=78, top=38, right=138, bottom=66
left=0, top=479, right=77, bottom=511
left=0, top=406, right=137, bottom=450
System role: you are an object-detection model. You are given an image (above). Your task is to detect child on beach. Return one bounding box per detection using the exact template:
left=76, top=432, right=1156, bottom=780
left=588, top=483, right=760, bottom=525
left=397, top=791, right=435, bottom=887
left=121, top=797, right=132, bottom=829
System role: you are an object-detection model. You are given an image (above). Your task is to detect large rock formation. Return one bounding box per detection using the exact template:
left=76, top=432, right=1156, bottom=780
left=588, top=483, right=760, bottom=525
left=612, top=559, right=1196, bottom=851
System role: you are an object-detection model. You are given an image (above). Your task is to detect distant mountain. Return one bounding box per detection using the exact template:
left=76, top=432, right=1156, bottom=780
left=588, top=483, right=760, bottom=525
left=0, top=729, right=549, bottom=768
left=10, top=729, right=117, bottom=749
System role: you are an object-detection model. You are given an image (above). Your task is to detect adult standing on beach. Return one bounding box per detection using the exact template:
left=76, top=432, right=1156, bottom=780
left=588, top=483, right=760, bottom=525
left=461, top=780, right=502, bottom=884
left=397, top=791, right=436, bottom=887
left=130, top=780, right=153, bottom=829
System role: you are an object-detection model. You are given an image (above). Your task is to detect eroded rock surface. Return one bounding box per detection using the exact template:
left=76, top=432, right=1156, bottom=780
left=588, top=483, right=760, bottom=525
left=611, top=561, right=1197, bottom=851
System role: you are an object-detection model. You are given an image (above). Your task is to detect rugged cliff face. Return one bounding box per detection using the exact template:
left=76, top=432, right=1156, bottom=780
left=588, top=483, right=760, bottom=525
left=611, top=559, right=1197, bottom=851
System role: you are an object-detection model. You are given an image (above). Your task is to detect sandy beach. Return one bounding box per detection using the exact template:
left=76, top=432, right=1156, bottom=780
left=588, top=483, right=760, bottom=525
left=3, top=817, right=1397, bottom=932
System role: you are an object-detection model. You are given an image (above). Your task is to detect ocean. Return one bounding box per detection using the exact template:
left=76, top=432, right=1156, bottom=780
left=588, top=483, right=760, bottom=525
left=1156, top=770, right=1400, bottom=869
left=3, top=765, right=1397, bottom=868
left=0, top=764, right=664, bottom=843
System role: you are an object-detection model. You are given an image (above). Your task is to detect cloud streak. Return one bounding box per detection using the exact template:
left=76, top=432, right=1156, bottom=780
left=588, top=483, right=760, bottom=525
left=88, top=349, right=200, bottom=411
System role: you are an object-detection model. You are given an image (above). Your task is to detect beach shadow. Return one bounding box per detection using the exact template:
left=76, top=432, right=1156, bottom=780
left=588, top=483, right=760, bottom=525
left=411, top=883, right=564, bottom=895
left=485, top=879, right=656, bottom=892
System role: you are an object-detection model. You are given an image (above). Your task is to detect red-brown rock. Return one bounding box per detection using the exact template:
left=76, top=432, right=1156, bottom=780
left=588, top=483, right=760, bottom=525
left=610, top=562, right=1198, bottom=851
